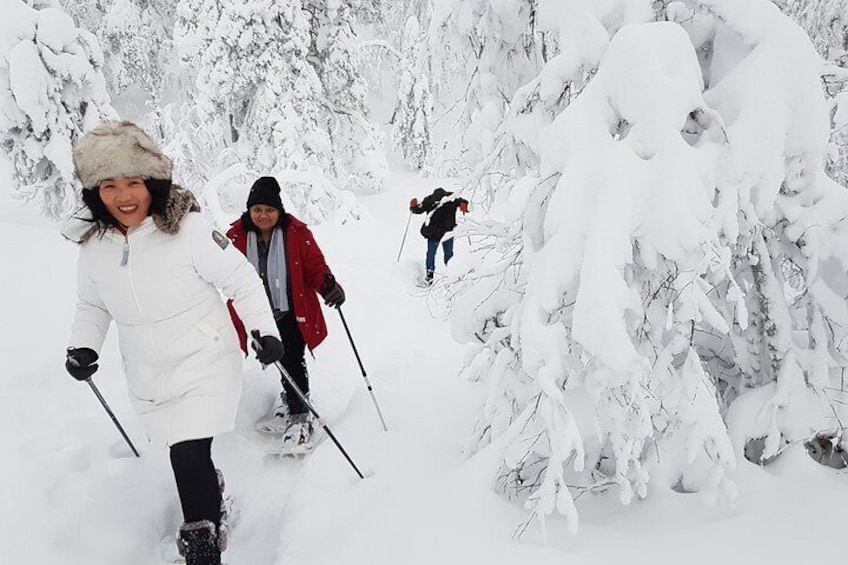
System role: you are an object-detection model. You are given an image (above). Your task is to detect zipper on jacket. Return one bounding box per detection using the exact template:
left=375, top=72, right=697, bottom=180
left=123, top=228, right=164, bottom=363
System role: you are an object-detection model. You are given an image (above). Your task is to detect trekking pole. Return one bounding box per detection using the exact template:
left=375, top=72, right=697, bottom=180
left=85, top=378, right=141, bottom=457
left=396, top=211, right=412, bottom=262
left=337, top=308, right=389, bottom=432
left=251, top=331, right=367, bottom=480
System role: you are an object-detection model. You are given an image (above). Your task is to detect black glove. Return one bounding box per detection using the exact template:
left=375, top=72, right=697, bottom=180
left=250, top=332, right=284, bottom=365
left=320, top=273, right=345, bottom=308
left=66, top=347, right=99, bottom=381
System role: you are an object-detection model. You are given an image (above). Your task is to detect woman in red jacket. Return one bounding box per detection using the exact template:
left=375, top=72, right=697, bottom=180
left=226, top=177, right=344, bottom=449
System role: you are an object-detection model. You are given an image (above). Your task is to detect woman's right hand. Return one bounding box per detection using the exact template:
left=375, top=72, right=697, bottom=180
left=250, top=332, right=284, bottom=364
left=66, top=347, right=99, bottom=381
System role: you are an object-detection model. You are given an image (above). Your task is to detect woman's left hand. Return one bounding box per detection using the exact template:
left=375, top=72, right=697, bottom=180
left=320, top=274, right=345, bottom=308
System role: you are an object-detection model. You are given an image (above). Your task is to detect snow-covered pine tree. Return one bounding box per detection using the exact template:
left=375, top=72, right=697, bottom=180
left=173, top=0, right=337, bottom=222
left=450, top=0, right=848, bottom=537
left=304, top=0, right=388, bottom=193
left=680, top=0, right=848, bottom=464
left=174, top=0, right=377, bottom=220
left=372, top=0, right=428, bottom=53
left=773, top=0, right=848, bottom=190
left=430, top=0, right=557, bottom=175
left=391, top=14, right=434, bottom=170
left=60, top=0, right=205, bottom=202
left=306, top=0, right=369, bottom=142
left=0, top=0, right=115, bottom=219
left=61, top=0, right=176, bottom=112
left=773, top=0, right=848, bottom=64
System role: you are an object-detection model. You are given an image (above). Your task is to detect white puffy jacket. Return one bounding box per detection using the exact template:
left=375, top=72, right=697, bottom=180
left=68, top=212, right=279, bottom=446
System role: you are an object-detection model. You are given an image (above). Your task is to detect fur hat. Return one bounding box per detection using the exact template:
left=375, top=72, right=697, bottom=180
left=73, top=121, right=172, bottom=189
left=246, top=176, right=284, bottom=211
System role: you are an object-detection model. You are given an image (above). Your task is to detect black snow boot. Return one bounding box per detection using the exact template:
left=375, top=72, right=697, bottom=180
left=178, top=520, right=221, bottom=565
left=424, top=269, right=434, bottom=285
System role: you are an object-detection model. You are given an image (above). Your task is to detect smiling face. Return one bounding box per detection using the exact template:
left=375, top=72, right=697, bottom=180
left=98, top=176, right=151, bottom=228
left=249, top=205, right=281, bottom=237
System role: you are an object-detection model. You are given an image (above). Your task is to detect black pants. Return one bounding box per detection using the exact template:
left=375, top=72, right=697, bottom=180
left=277, top=312, right=309, bottom=414
left=170, top=438, right=221, bottom=527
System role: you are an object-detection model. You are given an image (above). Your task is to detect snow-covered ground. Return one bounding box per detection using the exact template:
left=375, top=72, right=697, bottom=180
left=1, top=172, right=846, bottom=564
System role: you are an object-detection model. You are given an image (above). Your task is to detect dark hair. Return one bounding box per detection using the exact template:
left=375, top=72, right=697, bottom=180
left=240, top=209, right=289, bottom=233
left=145, top=178, right=172, bottom=216
left=80, top=178, right=172, bottom=236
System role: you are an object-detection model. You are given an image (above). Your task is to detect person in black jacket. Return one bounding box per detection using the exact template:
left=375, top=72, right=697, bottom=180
left=409, top=187, right=468, bottom=285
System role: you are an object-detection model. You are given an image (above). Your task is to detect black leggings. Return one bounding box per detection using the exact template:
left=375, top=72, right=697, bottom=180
left=170, top=438, right=221, bottom=526
left=277, top=312, right=309, bottom=414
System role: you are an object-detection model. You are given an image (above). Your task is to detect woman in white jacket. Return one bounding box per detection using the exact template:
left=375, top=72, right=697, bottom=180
left=63, top=121, right=284, bottom=565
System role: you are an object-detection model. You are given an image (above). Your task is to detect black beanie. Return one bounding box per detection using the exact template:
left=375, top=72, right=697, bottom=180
left=246, top=176, right=284, bottom=211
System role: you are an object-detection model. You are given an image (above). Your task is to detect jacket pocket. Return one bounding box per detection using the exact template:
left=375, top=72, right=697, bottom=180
left=160, top=319, right=224, bottom=364
left=196, top=321, right=223, bottom=345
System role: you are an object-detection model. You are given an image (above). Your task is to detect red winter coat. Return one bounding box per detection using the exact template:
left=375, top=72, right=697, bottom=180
left=226, top=215, right=331, bottom=353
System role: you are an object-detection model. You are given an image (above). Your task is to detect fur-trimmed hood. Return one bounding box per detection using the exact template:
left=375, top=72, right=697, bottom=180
left=62, top=184, right=201, bottom=244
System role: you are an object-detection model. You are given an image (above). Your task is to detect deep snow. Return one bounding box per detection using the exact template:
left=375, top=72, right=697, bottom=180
left=1, top=171, right=846, bottom=564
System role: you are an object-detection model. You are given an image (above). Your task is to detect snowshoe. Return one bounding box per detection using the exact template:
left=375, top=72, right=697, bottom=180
left=271, top=413, right=318, bottom=456
left=255, top=394, right=290, bottom=434
left=416, top=269, right=434, bottom=288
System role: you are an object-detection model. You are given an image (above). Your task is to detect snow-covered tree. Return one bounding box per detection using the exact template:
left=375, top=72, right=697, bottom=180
left=308, top=0, right=369, bottom=126
left=430, top=0, right=570, bottom=174
left=62, top=0, right=176, bottom=105
left=450, top=0, right=848, bottom=537
left=173, top=0, right=380, bottom=220
left=773, top=0, right=848, bottom=64
left=0, top=0, right=115, bottom=219
left=391, top=15, right=434, bottom=169
left=305, top=0, right=388, bottom=193
left=173, top=0, right=334, bottom=220
left=773, top=0, right=848, bottom=191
